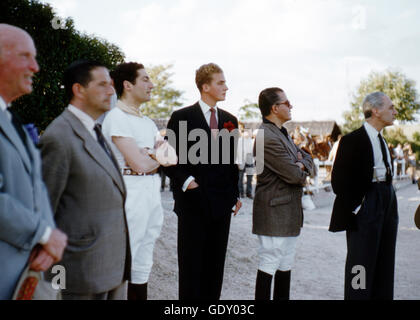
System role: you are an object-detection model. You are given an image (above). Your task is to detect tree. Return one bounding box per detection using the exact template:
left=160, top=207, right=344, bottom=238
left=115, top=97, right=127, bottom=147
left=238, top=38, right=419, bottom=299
left=0, top=0, right=125, bottom=130
left=342, top=70, right=420, bottom=134
left=383, top=127, right=408, bottom=147
left=238, top=100, right=260, bottom=122
left=142, top=64, right=183, bottom=119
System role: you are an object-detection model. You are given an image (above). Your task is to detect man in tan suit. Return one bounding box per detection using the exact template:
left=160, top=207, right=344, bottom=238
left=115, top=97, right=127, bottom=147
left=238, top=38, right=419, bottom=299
left=253, top=87, right=313, bottom=300
left=40, top=60, right=131, bottom=299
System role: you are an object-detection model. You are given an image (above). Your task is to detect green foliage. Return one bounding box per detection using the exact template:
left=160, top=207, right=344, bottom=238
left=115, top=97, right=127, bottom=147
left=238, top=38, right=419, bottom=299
left=238, top=100, right=260, bottom=121
left=383, top=127, right=408, bottom=146
left=142, top=64, right=183, bottom=119
left=1, top=0, right=125, bottom=130
left=342, top=70, right=420, bottom=134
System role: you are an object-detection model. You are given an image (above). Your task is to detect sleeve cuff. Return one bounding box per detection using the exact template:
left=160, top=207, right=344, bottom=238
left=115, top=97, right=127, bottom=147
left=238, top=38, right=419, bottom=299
left=39, top=226, right=52, bottom=245
left=182, top=176, right=195, bottom=192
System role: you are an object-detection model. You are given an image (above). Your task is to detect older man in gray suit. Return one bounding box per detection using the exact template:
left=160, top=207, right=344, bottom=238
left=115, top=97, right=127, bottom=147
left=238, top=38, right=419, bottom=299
left=40, top=60, right=131, bottom=300
left=253, top=87, right=314, bottom=300
left=0, top=24, right=67, bottom=299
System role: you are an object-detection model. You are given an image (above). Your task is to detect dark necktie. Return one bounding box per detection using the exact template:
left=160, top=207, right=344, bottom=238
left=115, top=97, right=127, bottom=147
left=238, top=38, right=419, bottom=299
left=9, top=109, right=31, bottom=157
left=94, top=124, right=120, bottom=171
left=280, top=126, right=289, bottom=139
left=210, top=107, right=218, bottom=138
left=378, top=133, right=392, bottom=184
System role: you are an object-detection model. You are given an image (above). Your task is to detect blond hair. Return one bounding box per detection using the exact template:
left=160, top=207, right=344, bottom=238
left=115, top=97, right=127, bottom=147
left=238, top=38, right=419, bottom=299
left=195, top=63, right=223, bottom=92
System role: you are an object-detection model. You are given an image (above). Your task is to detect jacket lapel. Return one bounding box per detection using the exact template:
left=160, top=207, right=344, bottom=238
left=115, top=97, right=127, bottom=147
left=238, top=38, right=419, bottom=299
left=267, top=123, right=298, bottom=159
left=192, top=102, right=211, bottom=135
left=0, top=109, right=32, bottom=174
left=217, top=108, right=225, bottom=131
left=63, top=110, right=125, bottom=196
left=359, top=125, right=375, bottom=169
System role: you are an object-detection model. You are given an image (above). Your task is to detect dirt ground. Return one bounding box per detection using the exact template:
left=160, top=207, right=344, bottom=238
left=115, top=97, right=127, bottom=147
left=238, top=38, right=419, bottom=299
left=148, top=179, right=420, bottom=300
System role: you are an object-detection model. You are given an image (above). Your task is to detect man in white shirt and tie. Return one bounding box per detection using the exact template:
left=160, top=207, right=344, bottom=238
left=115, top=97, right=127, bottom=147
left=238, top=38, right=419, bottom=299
left=163, top=63, right=241, bottom=300
left=329, top=91, right=399, bottom=300
left=39, top=60, right=131, bottom=300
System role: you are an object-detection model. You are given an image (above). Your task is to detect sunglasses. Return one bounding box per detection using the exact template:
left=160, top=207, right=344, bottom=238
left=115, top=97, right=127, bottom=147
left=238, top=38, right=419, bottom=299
left=275, top=100, right=292, bottom=108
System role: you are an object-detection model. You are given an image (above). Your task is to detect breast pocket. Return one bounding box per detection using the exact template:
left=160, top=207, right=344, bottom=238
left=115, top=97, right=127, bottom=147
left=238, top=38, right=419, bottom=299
left=269, top=193, right=292, bottom=207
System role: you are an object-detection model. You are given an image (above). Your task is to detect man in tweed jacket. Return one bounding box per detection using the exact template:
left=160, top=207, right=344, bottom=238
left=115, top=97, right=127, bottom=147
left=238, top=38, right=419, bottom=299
left=253, top=87, right=313, bottom=300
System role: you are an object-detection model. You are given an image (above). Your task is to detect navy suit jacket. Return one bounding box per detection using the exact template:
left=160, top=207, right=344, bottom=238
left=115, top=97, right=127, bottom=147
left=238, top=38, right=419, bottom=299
left=329, top=125, right=375, bottom=232
left=163, top=102, right=239, bottom=219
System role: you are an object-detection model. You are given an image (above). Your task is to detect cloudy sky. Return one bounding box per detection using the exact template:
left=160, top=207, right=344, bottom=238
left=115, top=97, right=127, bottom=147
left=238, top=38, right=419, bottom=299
left=42, top=0, right=420, bottom=123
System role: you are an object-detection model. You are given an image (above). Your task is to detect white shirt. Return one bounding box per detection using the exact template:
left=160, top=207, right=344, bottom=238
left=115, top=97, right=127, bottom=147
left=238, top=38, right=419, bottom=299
left=0, top=95, right=52, bottom=244
left=67, top=104, right=98, bottom=141
left=101, top=106, right=158, bottom=169
left=0, top=95, right=11, bottom=121
left=182, top=100, right=219, bottom=191
left=0, top=95, right=7, bottom=112
left=363, top=122, right=392, bottom=182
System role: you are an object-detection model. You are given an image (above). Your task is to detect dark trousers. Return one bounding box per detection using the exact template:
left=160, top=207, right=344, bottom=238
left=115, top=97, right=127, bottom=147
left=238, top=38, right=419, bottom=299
left=177, top=211, right=232, bottom=300
left=238, top=169, right=252, bottom=195
left=345, top=183, right=398, bottom=300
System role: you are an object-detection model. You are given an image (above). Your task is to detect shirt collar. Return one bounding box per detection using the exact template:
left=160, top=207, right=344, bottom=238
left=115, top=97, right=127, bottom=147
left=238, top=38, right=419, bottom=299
left=0, top=95, right=8, bottom=113
left=364, top=121, right=383, bottom=137
left=68, top=104, right=96, bottom=132
left=199, top=99, right=217, bottom=114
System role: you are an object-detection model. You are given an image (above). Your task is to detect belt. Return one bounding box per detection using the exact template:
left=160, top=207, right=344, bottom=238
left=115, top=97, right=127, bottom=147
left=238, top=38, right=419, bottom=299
left=122, top=168, right=158, bottom=176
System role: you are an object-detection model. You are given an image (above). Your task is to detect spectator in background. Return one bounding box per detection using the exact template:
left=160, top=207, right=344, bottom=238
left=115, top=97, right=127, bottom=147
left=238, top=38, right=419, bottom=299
left=404, top=143, right=417, bottom=184
left=394, top=143, right=404, bottom=176
left=237, top=127, right=254, bottom=199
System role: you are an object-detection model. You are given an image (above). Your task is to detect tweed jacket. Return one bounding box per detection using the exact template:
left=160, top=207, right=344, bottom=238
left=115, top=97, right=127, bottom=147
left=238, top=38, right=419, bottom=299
left=0, top=107, right=55, bottom=299
left=39, top=109, right=131, bottom=294
left=252, top=119, right=314, bottom=237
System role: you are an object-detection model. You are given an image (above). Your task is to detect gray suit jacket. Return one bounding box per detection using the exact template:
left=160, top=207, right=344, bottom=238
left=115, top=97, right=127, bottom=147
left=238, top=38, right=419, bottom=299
left=252, top=120, right=314, bottom=237
left=39, top=109, right=130, bottom=294
left=0, top=108, right=55, bottom=299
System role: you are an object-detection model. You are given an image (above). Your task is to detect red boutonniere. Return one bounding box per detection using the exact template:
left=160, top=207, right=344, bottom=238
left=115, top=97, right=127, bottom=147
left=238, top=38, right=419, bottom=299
left=223, top=121, right=236, bottom=132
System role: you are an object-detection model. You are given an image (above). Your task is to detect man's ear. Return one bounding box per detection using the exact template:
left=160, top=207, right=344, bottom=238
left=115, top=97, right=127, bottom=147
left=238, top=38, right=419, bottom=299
left=371, top=107, right=380, bottom=118
left=123, top=80, right=132, bottom=92
left=202, top=83, right=210, bottom=93
left=72, top=83, right=84, bottom=100
left=270, top=104, right=277, bottom=115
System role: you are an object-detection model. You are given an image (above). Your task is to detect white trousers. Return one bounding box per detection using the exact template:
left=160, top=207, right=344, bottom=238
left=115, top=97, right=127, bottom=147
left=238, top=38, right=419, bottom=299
left=257, top=235, right=298, bottom=275
left=124, top=174, right=164, bottom=284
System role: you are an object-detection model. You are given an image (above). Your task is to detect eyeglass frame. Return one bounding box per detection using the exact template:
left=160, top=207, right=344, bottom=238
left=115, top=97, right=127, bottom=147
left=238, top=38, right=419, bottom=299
left=274, top=100, right=292, bottom=108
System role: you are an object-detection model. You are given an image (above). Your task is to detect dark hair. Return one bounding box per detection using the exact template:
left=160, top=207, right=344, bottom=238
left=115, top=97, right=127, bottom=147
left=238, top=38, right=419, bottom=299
left=63, top=60, right=106, bottom=101
left=258, top=87, right=284, bottom=117
left=195, top=63, right=223, bottom=92
left=110, top=62, right=144, bottom=97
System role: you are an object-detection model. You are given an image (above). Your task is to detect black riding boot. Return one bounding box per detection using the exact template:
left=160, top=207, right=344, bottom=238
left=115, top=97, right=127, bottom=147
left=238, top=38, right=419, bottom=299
left=273, top=270, right=291, bottom=300
left=255, top=270, right=273, bottom=300
left=128, top=282, right=148, bottom=300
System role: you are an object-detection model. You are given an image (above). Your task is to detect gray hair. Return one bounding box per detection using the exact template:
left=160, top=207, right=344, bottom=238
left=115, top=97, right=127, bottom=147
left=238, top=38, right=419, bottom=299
left=362, top=92, right=387, bottom=119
